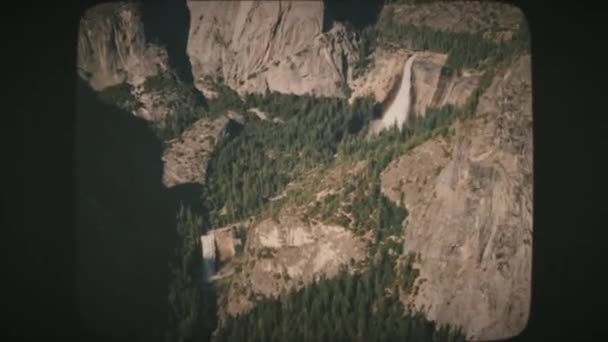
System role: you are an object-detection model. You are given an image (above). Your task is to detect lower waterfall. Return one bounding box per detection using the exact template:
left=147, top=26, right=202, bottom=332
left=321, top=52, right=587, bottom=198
left=200, top=233, right=216, bottom=283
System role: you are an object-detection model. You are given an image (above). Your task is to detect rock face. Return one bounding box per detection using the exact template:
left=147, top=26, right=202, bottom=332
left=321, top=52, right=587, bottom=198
left=380, top=55, right=533, bottom=340
left=349, top=48, right=480, bottom=118
left=78, top=4, right=205, bottom=123
left=207, top=220, right=251, bottom=263
left=161, top=115, right=229, bottom=187
left=411, top=52, right=480, bottom=117
left=213, top=227, right=239, bottom=262
left=186, top=0, right=357, bottom=97
left=78, top=3, right=169, bottom=90
left=77, top=4, right=533, bottom=339
left=220, top=214, right=366, bottom=317
left=348, top=47, right=409, bottom=105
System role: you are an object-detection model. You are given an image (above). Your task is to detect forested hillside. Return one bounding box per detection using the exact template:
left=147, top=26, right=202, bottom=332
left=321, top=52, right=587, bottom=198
left=76, top=1, right=531, bottom=341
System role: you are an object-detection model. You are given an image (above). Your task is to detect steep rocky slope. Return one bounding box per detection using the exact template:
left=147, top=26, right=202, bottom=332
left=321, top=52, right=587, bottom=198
left=186, top=1, right=358, bottom=97
left=76, top=1, right=532, bottom=340
left=348, top=48, right=480, bottom=118
left=78, top=1, right=505, bottom=115
left=162, top=111, right=245, bottom=188
left=78, top=3, right=169, bottom=90
left=214, top=162, right=371, bottom=319
left=411, top=53, right=481, bottom=116
left=161, top=116, right=228, bottom=187
left=78, top=3, right=207, bottom=123
left=380, top=55, right=533, bottom=340
left=218, top=213, right=366, bottom=318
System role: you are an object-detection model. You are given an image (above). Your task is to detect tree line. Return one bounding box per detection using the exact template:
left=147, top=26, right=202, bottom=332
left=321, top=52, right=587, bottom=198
left=202, top=93, right=376, bottom=227
left=354, top=4, right=530, bottom=72
left=214, top=239, right=465, bottom=342
left=165, top=205, right=217, bottom=342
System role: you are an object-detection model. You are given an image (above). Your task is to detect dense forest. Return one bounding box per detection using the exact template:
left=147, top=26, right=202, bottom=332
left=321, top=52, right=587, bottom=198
left=355, top=4, right=530, bottom=72
left=203, top=48, right=501, bottom=239
left=93, top=51, right=504, bottom=342
left=166, top=205, right=217, bottom=342
left=85, top=4, right=531, bottom=340
left=186, top=80, right=481, bottom=340
left=202, top=94, right=377, bottom=226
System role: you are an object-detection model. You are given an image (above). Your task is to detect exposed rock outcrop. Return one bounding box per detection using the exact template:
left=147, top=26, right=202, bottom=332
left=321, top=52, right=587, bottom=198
left=219, top=214, right=366, bottom=317
left=161, top=115, right=233, bottom=187
left=213, top=227, right=239, bottom=262
left=348, top=47, right=409, bottom=105
left=380, top=55, right=533, bottom=340
left=186, top=1, right=358, bottom=97
left=77, top=3, right=532, bottom=339
left=78, top=4, right=206, bottom=123
left=206, top=220, right=251, bottom=264
left=349, top=48, right=480, bottom=118
left=411, top=53, right=480, bottom=116
left=78, top=3, right=169, bottom=90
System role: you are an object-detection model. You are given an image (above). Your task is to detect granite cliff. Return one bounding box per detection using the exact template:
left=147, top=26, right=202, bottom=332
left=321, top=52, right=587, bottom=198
left=381, top=55, right=532, bottom=340
left=76, top=1, right=532, bottom=340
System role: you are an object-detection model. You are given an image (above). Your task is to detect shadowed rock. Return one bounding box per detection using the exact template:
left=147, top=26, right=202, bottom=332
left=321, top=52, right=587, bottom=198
left=74, top=79, right=176, bottom=342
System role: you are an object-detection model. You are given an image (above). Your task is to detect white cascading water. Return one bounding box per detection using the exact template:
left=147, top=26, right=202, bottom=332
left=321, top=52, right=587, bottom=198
left=371, top=54, right=416, bottom=134
left=200, top=233, right=216, bottom=282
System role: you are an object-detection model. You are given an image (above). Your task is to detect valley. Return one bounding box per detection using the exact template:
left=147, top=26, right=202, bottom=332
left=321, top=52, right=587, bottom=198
left=75, top=1, right=532, bottom=341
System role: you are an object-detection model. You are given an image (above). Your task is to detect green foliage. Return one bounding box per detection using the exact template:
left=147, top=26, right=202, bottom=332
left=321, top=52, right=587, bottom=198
left=353, top=25, right=378, bottom=75
left=340, top=59, right=499, bottom=169
left=144, top=72, right=208, bottom=142
left=410, top=105, right=458, bottom=132
left=203, top=93, right=376, bottom=226
left=402, top=252, right=420, bottom=293
left=153, top=106, right=207, bottom=143
left=378, top=20, right=499, bottom=69
left=96, top=82, right=141, bottom=112
left=145, top=74, right=253, bottom=143
left=342, top=81, right=352, bottom=98
left=320, top=194, right=340, bottom=221
left=325, top=171, right=407, bottom=243
left=207, top=84, right=247, bottom=118
left=208, top=64, right=498, bottom=236
left=359, top=4, right=531, bottom=71
left=163, top=11, right=527, bottom=340
left=143, top=73, right=179, bottom=94
left=166, top=205, right=216, bottom=342
left=213, top=248, right=465, bottom=342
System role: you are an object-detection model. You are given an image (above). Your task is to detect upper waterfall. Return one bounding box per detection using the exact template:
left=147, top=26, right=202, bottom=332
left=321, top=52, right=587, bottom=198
left=370, top=54, right=416, bottom=134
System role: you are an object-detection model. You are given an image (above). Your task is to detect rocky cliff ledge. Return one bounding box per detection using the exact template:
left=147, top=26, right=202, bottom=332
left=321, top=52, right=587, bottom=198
left=186, top=1, right=357, bottom=97
left=380, top=55, right=532, bottom=340
left=77, top=3, right=169, bottom=90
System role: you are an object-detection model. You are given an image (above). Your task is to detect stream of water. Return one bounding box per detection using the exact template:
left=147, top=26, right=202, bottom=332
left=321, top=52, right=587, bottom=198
left=200, top=233, right=216, bottom=283
left=371, top=54, right=416, bottom=134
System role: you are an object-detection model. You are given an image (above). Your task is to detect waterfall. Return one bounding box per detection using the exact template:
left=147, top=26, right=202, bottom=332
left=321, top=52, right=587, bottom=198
left=200, top=233, right=216, bottom=282
left=371, top=54, right=416, bottom=134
